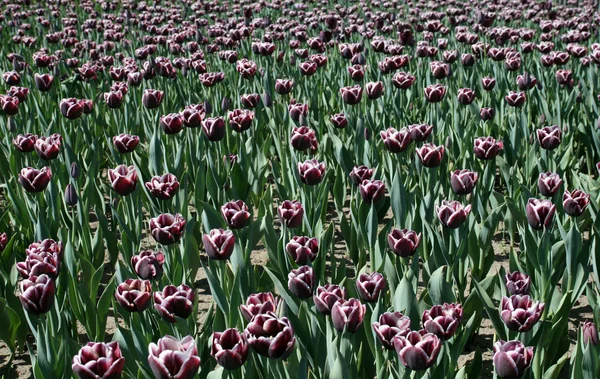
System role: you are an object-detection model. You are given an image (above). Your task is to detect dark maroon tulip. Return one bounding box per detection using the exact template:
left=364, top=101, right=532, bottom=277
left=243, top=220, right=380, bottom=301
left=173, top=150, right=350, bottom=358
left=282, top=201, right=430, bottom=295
left=3, top=71, right=20, bottom=85
left=424, top=84, right=446, bottom=103
left=330, top=113, right=348, bottom=129
left=505, top=91, right=526, bottom=107
left=19, top=274, right=55, bottom=315
left=240, top=293, right=279, bottom=322
left=72, top=341, right=125, bottom=379
left=211, top=329, right=249, bottom=370
left=493, top=340, right=534, bottom=378
left=461, top=53, right=476, bottom=66
left=422, top=303, right=463, bottom=340
left=451, top=169, right=479, bottom=195
left=82, top=100, right=94, bottom=115
left=563, top=190, right=590, bottom=217
left=366, top=81, right=384, bottom=100
left=200, top=72, right=225, bottom=87
left=34, top=134, right=61, bottom=160
left=182, top=104, right=205, bottom=128
left=348, top=65, right=365, bottom=81
left=392, top=72, right=416, bottom=90
left=150, top=213, right=186, bottom=245
left=0, top=233, right=7, bottom=252
left=70, top=162, right=80, bottom=179
left=236, top=59, right=258, bottom=79
left=457, top=88, right=476, bottom=105
left=356, top=272, right=386, bottom=303
left=556, top=70, right=573, bottom=86
left=288, top=266, right=315, bottom=299
left=340, top=85, right=363, bottom=105
left=202, top=117, right=226, bottom=141
left=64, top=184, right=78, bottom=207
left=244, top=312, right=296, bottom=359
left=298, top=159, right=326, bottom=185
left=538, top=172, right=562, bottom=197
left=104, top=91, right=124, bottom=109
left=13, top=133, right=37, bottom=153
left=115, top=279, right=152, bottom=312
left=19, top=167, right=52, bottom=193
left=299, top=61, right=318, bottom=76
left=387, top=228, right=421, bottom=257
left=501, top=295, right=544, bottom=332
left=349, top=165, right=374, bottom=186
left=142, top=89, right=164, bottom=109
left=288, top=103, right=308, bottom=122
left=526, top=198, right=555, bottom=230
left=278, top=200, right=304, bottom=228
left=582, top=322, right=599, bottom=347
left=430, top=61, right=450, bottom=79
left=505, top=272, right=531, bottom=296
left=536, top=125, right=561, bottom=150
left=228, top=109, right=254, bottom=133
left=291, top=126, right=318, bottom=153
left=145, top=173, right=180, bottom=200
left=373, top=312, right=411, bottom=349
left=8, top=86, right=29, bottom=103
left=416, top=143, right=444, bottom=168
left=148, top=335, right=200, bottom=379
left=516, top=74, right=537, bottom=91
left=408, top=124, right=433, bottom=142
left=286, top=236, right=318, bottom=265
left=108, top=165, right=137, bottom=196
left=474, top=137, right=503, bottom=160
left=481, top=76, right=496, bottom=91
left=221, top=200, right=251, bottom=229
left=275, top=79, right=294, bottom=95
left=480, top=107, right=495, bottom=121
left=25, top=239, right=62, bottom=258
left=331, top=298, right=366, bottom=333
left=393, top=330, right=441, bottom=371
left=314, top=285, right=346, bottom=315
left=131, top=251, right=165, bottom=281
left=359, top=180, right=386, bottom=204
left=0, top=95, right=19, bottom=115
left=436, top=200, right=471, bottom=229
left=159, top=113, right=184, bottom=135
left=60, top=98, right=84, bottom=119
left=381, top=127, right=412, bottom=153
left=17, top=245, right=61, bottom=279
left=240, top=93, right=260, bottom=109
left=202, top=229, right=235, bottom=260
left=112, top=134, right=140, bottom=154
left=153, top=284, right=195, bottom=323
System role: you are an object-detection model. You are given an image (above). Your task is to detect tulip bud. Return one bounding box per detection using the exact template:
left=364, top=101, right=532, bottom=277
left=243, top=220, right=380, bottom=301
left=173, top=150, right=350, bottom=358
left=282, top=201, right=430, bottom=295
left=211, top=329, right=249, bottom=370
left=331, top=298, right=366, bottom=333
left=0, top=233, right=7, bottom=253
left=148, top=335, right=200, bottom=378
left=582, top=322, right=599, bottom=347
left=563, top=190, right=590, bottom=217
left=64, top=184, right=78, bottom=207
left=493, top=340, right=534, bottom=378
left=262, top=91, right=273, bottom=108
left=19, top=274, right=55, bottom=315
left=70, top=162, right=80, bottom=179
left=72, top=342, right=125, bottom=379
left=500, top=295, right=544, bottom=332
left=202, top=229, right=235, bottom=260
left=104, top=91, right=124, bottom=108
left=204, top=99, right=213, bottom=114
left=153, top=284, right=195, bottom=322
left=221, top=96, right=231, bottom=112
left=356, top=272, right=386, bottom=302
left=450, top=170, right=479, bottom=195
left=393, top=331, right=441, bottom=371
left=480, top=107, right=495, bottom=121
left=34, top=73, right=54, bottom=91
left=288, top=266, right=315, bottom=299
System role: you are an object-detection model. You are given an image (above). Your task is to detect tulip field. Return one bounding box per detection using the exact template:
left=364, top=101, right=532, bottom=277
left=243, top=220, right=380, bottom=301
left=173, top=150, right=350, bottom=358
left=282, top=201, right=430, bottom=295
left=3, top=0, right=600, bottom=378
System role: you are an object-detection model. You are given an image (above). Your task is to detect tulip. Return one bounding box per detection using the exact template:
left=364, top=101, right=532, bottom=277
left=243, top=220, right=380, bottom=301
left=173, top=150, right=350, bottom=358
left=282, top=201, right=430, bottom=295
left=13, top=133, right=37, bottom=153
left=416, top=143, right=444, bottom=168
left=359, top=180, right=386, bottom=203
left=0, top=95, right=19, bottom=115
left=537, top=172, right=562, bottom=197
left=142, top=89, right=164, bottom=109
left=408, top=124, right=433, bottom=142
left=201, top=117, right=226, bottom=141
left=72, top=342, right=125, bottom=379
left=275, top=79, right=294, bottom=95
left=331, top=298, right=366, bottom=333
left=340, top=85, right=363, bottom=105
left=392, top=72, right=416, bottom=90
left=131, top=251, right=165, bottom=281
left=236, top=58, right=258, bottom=79
left=19, top=167, right=52, bottom=193
left=457, top=88, right=476, bottom=105
left=70, top=162, right=80, bottom=179
left=148, top=335, right=200, bottom=379
left=461, top=53, right=475, bottom=66
left=34, top=134, right=61, bottom=160
left=436, top=200, right=471, bottom=229
left=17, top=248, right=60, bottom=279
left=505, top=91, right=526, bottom=107
left=288, top=103, right=308, bottom=122
left=115, top=279, right=152, bottom=312
left=516, top=74, right=537, bottom=91
left=200, top=72, right=225, bottom=87
left=149, top=213, right=186, bottom=245
left=422, top=303, right=463, bottom=340
left=450, top=169, right=479, bottom=195
left=182, top=104, right=205, bottom=128
left=393, top=330, right=441, bottom=371
left=424, top=84, right=446, bottom=103
left=108, top=165, right=137, bottom=196
left=34, top=73, right=54, bottom=91
left=373, top=312, right=411, bottom=349
left=290, top=126, right=318, bottom=152
left=278, top=200, right=304, bottom=228
left=348, top=65, right=365, bottom=81
left=493, top=340, right=534, bottom=378
left=288, top=266, right=315, bottom=299
left=536, top=125, right=562, bottom=150
left=145, top=173, right=180, bottom=200
left=349, top=166, right=374, bottom=186
left=60, top=98, right=84, bottom=119
left=563, top=189, right=590, bottom=217
left=525, top=198, right=555, bottom=230
left=430, top=61, right=450, bottom=79
left=473, top=137, right=503, bottom=160
left=211, top=329, right=249, bottom=370
left=153, top=284, right=195, bottom=323
left=112, top=134, right=140, bottom=154
left=286, top=236, right=318, bottom=265
left=240, top=93, right=260, bottom=109
left=582, top=322, right=599, bottom=347
left=228, top=109, right=254, bottom=133
left=159, top=113, right=184, bottom=135
left=314, top=285, right=346, bottom=315
left=202, top=229, right=235, bottom=260
left=330, top=113, right=348, bottom=129
left=104, top=91, right=124, bottom=109
left=244, top=312, right=296, bottom=359
left=240, top=293, right=279, bottom=321
left=82, top=100, right=94, bottom=114
left=505, top=272, right=531, bottom=296
left=0, top=233, right=7, bottom=252
left=366, top=81, right=385, bottom=100
left=356, top=272, right=386, bottom=303
left=25, top=239, right=62, bottom=257
left=64, top=184, right=78, bottom=207
left=298, top=159, right=326, bottom=185
left=480, top=107, right=495, bottom=121
left=19, top=274, right=55, bottom=315
left=299, top=61, right=318, bottom=76
left=387, top=228, right=421, bottom=257
left=381, top=127, right=412, bottom=153
left=221, top=200, right=251, bottom=229
left=3, top=71, right=20, bottom=85
left=8, top=86, right=29, bottom=103
left=500, top=295, right=544, bottom=332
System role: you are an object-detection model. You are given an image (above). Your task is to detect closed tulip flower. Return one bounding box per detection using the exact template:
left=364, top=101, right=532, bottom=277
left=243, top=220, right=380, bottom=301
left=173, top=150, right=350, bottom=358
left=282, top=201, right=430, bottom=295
left=387, top=228, right=421, bottom=257
left=356, top=272, right=386, bottom=302
left=457, top=88, right=476, bottom=105
left=19, top=167, right=52, bottom=193
left=159, top=113, right=184, bottom=134
left=150, top=213, right=186, bottom=245
left=424, top=84, right=446, bottom=103
left=34, top=73, right=54, bottom=91
left=373, top=312, right=411, bottom=349
left=436, top=200, right=471, bottom=229
left=153, top=284, right=195, bottom=323
left=331, top=298, right=366, bottom=333
left=505, top=272, right=531, bottom=296
left=8, top=86, right=29, bottom=103
left=349, top=165, right=374, bottom=186
left=211, top=329, right=249, bottom=370
left=298, top=159, right=326, bottom=185
left=288, top=266, right=315, bottom=299
left=13, top=133, right=37, bottom=153
left=288, top=102, right=308, bottom=121
left=112, top=134, right=140, bottom=154
left=505, top=91, right=526, bottom=107
left=563, top=189, right=590, bottom=217
left=348, top=65, right=365, bottom=81
left=538, top=172, right=562, bottom=196
left=314, top=285, right=346, bottom=315
left=0, top=233, right=7, bottom=252
left=148, top=335, right=200, bottom=379
left=330, top=113, right=348, bottom=129
left=82, top=100, right=94, bottom=115
left=278, top=200, right=304, bottom=228
left=525, top=198, right=555, bottom=230
left=108, top=165, right=137, bottom=196
left=115, top=279, right=152, bottom=312
left=240, top=293, right=279, bottom=321
left=416, top=143, right=444, bottom=167
left=366, top=81, right=384, bottom=100
left=19, top=274, right=55, bottom=315
left=481, top=76, right=496, bottom=91
left=34, top=134, right=61, bottom=160
left=556, top=70, right=573, bottom=87
left=516, top=74, right=537, bottom=91
left=536, top=125, right=562, bottom=150
left=422, top=303, right=463, bottom=340
left=408, top=124, right=433, bottom=142
left=145, top=173, right=180, bottom=200
left=286, top=236, right=318, bottom=265
left=3, top=71, right=20, bottom=85
left=72, top=342, right=125, bottom=379
left=450, top=169, right=479, bottom=195
left=393, top=330, right=441, bottom=371
left=461, top=53, right=475, bottom=66
left=104, top=91, right=124, bottom=108
left=202, top=229, right=235, bottom=260
left=493, top=340, right=534, bottom=378
left=582, top=322, right=599, bottom=347
left=473, top=137, right=503, bottom=160
left=131, top=251, right=165, bottom=280
left=142, top=89, right=164, bottom=109
left=64, top=184, right=78, bottom=207
left=0, top=95, right=19, bottom=115
left=392, top=72, right=416, bottom=90
left=299, top=61, right=318, bottom=76
left=221, top=200, right=251, bottom=229
left=430, top=61, right=450, bottom=79
left=240, top=93, right=260, bottom=109
left=290, top=126, right=318, bottom=152
left=244, top=312, right=296, bottom=359
left=359, top=179, right=386, bottom=203
left=202, top=117, right=226, bottom=141
left=182, top=104, right=205, bottom=128
left=275, top=79, right=294, bottom=95
left=381, top=127, right=412, bottom=153
left=500, top=295, right=544, bottom=332
left=340, top=85, right=363, bottom=105
left=480, top=107, right=495, bottom=121
left=228, top=109, right=254, bottom=133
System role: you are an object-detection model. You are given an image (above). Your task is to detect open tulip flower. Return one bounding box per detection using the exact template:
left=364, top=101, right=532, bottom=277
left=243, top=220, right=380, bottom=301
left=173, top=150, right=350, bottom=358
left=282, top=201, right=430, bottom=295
left=149, top=213, right=186, bottom=245
left=298, top=159, right=326, bottom=185
left=393, top=330, right=441, bottom=371
left=19, top=274, right=55, bottom=315
left=381, top=127, right=412, bottom=153
left=373, top=312, right=411, bottom=349
left=202, top=228, right=235, bottom=260
left=211, top=328, right=249, bottom=370
left=19, top=167, right=52, bottom=193
left=153, top=284, right=195, bottom=323
left=331, top=298, right=366, bottom=333
left=436, top=200, right=471, bottom=229
left=416, top=143, right=444, bottom=168
left=108, top=165, right=137, bottom=196
left=314, top=285, right=346, bottom=315
left=356, top=272, right=386, bottom=303
left=115, top=279, right=152, bottom=312
left=72, top=342, right=125, bottom=379
left=505, top=272, right=531, bottom=296
left=131, top=251, right=165, bottom=280
left=359, top=179, right=386, bottom=204
left=537, top=172, right=562, bottom=197
left=221, top=200, right=251, bottom=229
left=112, top=134, right=140, bottom=154
left=148, top=335, right=200, bottom=379
left=536, top=125, right=562, bottom=150
left=244, top=312, right=296, bottom=359
left=562, top=189, right=590, bottom=217
left=450, top=169, right=478, bottom=195
left=500, top=295, right=545, bottom=332
left=286, top=236, right=318, bottom=265
left=493, top=340, right=533, bottom=378
left=288, top=266, right=315, bottom=299
left=145, top=173, right=180, bottom=200
left=422, top=303, right=463, bottom=340
left=240, top=292, right=280, bottom=322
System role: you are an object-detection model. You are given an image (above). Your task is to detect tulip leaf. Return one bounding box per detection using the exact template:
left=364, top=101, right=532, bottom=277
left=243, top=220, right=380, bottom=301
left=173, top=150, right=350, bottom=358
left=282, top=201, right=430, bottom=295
left=329, top=356, right=349, bottom=379
left=149, top=129, right=163, bottom=176
left=207, top=367, right=225, bottom=379
left=263, top=267, right=299, bottom=315
left=0, top=298, right=20, bottom=352
left=472, top=278, right=506, bottom=341
left=393, top=275, right=420, bottom=329
left=428, top=266, right=456, bottom=305
left=543, top=351, right=570, bottom=379
left=201, top=260, right=229, bottom=314
left=200, top=201, right=226, bottom=232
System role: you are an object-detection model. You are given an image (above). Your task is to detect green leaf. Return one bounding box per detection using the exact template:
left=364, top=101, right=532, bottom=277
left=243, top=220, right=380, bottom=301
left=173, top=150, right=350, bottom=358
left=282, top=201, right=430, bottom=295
left=427, top=266, right=456, bottom=305
left=472, top=278, right=506, bottom=341
left=201, top=260, right=229, bottom=314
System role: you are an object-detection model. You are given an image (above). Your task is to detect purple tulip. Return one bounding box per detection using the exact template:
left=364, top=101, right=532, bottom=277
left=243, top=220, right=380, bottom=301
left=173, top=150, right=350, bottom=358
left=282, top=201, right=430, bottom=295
left=108, top=165, right=137, bottom=196
left=149, top=213, right=186, bottom=245
left=505, top=91, right=526, bottom=107
left=481, top=76, right=496, bottom=91
left=34, top=134, right=61, bottom=160
left=16, top=248, right=60, bottom=279
left=538, top=172, right=562, bottom=197
left=0, top=95, right=19, bottom=115
left=424, top=84, right=446, bottom=103
left=450, top=169, right=479, bottom=195
left=112, top=134, right=140, bottom=154
left=359, top=179, right=386, bottom=204
left=286, top=236, right=318, bottom=265
left=349, top=166, right=374, bottom=186
left=392, top=72, right=415, bottom=89
left=372, top=312, right=411, bottom=349
left=160, top=113, right=184, bottom=134
left=202, top=117, right=226, bottom=141
left=313, top=285, right=346, bottom=315
left=582, top=322, right=599, bottom=347
left=297, top=159, right=326, bottom=185
left=153, top=284, right=195, bottom=323
left=290, top=126, right=318, bottom=152
left=19, top=274, right=55, bottom=315
left=142, top=89, right=164, bottom=109
left=365, top=81, right=385, bottom=100
left=331, top=298, right=366, bottom=333
left=182, top=104, right=205, bottom=128
left=356, top=272, right=386, bottom=303
left=563, top=190, right=590, bottom=217
left=408, top=124, right=433, bottom=142
left=381, top=127, right=412, bottom=153
left=288, top=102, right=308, bottom=121
left=525, top=198, right=555, bottom=230
left=228, top=109, right=255, bottom=133
left=72, top=341, right=125, bottom=379
left=104, top=91, right=124, bottom=109
left=148, top=335, right=200, bottom=379
left=275, top=79, right=294, bottom=95
left=493, top=340, right=534, bottom=378
left=480, top=107, right=495, bottom=121
left=278, top=200, right=304, bottom=228
left=457, top=88, right=476, bottom=105
left=416, top=143, right=444, bottom=168
left=19, top=167, right=52, bottom=193
left=330, top=113, right=348, bottom=129
left=115, top=279, right=152, bottom=312
left=221, top=200, right=251, bottom=229
left=393, top=330, right=441, bottom=371
left=240, top=292, right=280, bottom=322
left=505, top=272, right=531, bottom=296
left=13, top=133, right=37, bottom=153
left=422, top=303, right=463, bottom=340
left=131, top=251, right=165, bottom=280
left=34, top=73, right=54, bottom=91
left=387, top=228, right=420, bottom=257
left=211, top=329, right=249, bottom=370
left=244, top=312, right=296, bottom=359
left=473, top=137, right=503, bottom=160
left=500, top=295, right=545, bottom=332
left=436, top=200, right=471, bottom=229
left=60, top=98, right=85, bottom=119
left=202, top=229, right=235, bottom=260
left=288, top=266, right=315, bottom=299
left=340, top=85, right=363, bottom=105
left=145, top=173, right=180, bottom=200
left=0, top=233, right=7, bottom=252
left=536, top=125, right=562, bottom=150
